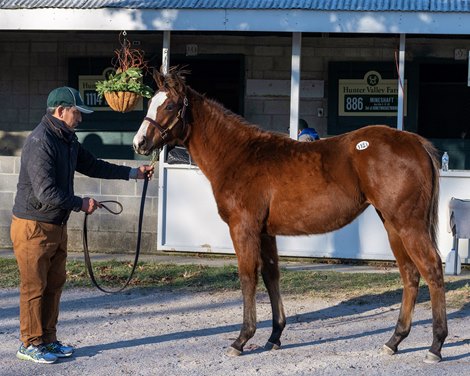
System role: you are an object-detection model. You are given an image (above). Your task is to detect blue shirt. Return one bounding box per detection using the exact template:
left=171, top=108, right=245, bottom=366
left=298, top=127, right=320, bottom=141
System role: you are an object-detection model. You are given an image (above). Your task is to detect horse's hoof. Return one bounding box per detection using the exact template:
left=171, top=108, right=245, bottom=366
left=423, top=351, right=441, bottom=364
left=380, top=344, right=396, bottom=356
left=265, top=341, right=281, bottom=351
left=226, top=346, right=242, bottom=357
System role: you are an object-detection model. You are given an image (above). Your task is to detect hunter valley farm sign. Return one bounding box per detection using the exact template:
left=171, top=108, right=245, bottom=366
left=339, top=71, right=407, bottom=116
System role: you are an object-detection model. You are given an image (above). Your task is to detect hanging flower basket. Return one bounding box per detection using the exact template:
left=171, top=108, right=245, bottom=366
left=95, top=31, right=153, bottom=113
left=104, top=91, right=141, bottom=113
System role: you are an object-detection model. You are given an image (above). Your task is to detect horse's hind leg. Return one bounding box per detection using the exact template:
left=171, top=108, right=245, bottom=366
left=399, top=231, right=448, bottom=363
left=381, top=222, right=421, bottom=355
left=226, top=220, right=261, bottom=356
left=382, top=211, right=448, bottom=363
left=260, top=234, right=286, bottom=351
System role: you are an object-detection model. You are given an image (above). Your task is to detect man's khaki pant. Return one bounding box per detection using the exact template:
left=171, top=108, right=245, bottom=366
left=10, top=216, right=68, bottom=347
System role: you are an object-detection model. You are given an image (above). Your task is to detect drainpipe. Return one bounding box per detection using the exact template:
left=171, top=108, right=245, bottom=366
left=290, top=32, right=302, bottom=140
left=157, top=30, right=171, bottom=250
left=162, top=31, right=171, bottom=75
left=397, top=33, right=406, bottom=131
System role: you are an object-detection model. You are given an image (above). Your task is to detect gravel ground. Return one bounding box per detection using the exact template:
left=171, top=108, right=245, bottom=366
left=0, top=287, right=469, bottom=376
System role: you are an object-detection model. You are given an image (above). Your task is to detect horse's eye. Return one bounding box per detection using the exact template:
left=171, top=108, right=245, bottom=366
left=166, top=104, right=175, bottom=111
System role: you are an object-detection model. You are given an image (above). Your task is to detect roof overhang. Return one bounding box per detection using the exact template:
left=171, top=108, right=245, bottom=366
left=2, top=9, right=470, bottom=34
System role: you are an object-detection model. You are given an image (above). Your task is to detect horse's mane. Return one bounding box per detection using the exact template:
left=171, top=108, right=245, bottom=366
left=157, top=66, right=298, bottom=168
left=154, top=65, right=190, bottom=97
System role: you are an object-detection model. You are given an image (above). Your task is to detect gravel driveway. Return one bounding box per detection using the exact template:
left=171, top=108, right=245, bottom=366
left=0, top=287, right=469, bottom=376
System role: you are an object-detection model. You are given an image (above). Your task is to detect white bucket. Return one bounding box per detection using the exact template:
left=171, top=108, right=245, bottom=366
left=444, top=249, right=461, bottom=275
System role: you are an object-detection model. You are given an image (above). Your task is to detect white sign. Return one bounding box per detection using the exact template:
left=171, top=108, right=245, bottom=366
left=455, top=48, right=467, bottom=60
left=186, top=44, right=198, bottom=56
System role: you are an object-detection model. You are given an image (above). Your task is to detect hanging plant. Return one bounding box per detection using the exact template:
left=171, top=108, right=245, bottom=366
left=95, top=31, right=153, bottom=113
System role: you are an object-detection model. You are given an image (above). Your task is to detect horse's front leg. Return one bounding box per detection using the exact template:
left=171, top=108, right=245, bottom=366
left=226, top=222, right=261, bottom=356
left=260, top=234, right=286, bottom=350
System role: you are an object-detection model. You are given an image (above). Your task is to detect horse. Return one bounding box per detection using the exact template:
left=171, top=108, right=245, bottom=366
left=132, top=67, right=447, bottom=363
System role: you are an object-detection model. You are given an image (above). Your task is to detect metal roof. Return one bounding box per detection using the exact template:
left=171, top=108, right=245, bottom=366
left=3, top=0, right=470, bottom=34
left=2, top=0, right=470, bottom=12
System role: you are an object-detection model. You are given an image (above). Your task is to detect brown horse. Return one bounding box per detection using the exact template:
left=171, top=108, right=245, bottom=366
left=132, top=67, right=447, bottom=363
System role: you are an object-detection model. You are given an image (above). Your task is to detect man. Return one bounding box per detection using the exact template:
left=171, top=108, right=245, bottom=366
left=298, top=118, right=320, bottom=142
left=10, top=86, right=154, bottom=364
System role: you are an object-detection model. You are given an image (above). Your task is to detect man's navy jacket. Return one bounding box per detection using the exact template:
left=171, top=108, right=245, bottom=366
left=13, top=113, right=131, bottom=225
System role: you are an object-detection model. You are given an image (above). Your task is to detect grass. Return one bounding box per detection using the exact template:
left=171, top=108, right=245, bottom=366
left=1, top=257, right=468, bottom=308
left=65, top=260, right=241, bottom=291
left=0, top=257, right=20, bottom=287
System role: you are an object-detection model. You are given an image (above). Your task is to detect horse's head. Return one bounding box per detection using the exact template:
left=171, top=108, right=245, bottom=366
left=133, top=66, right=190, bottom=155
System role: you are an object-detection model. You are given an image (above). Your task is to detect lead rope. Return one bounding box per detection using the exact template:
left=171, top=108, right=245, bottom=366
left=82, top=160, right=155, bottom=293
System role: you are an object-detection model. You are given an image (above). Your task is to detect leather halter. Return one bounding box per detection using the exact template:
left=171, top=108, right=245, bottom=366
left=144, top=96, right=189, bottom=143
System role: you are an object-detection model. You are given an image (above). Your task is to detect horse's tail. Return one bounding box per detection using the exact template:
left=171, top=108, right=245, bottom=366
left=421, top=138, right=440, bottom=250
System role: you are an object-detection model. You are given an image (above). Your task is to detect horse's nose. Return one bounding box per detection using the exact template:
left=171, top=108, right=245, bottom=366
left=133, top=135, right=147, bottom=152
left=138, top=136, right=146, bottom=148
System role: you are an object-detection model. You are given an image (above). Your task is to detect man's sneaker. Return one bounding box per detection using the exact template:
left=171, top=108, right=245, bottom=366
left=44, top=341, right=74, bottom=358
left=16, top=343, right=58, bottom=364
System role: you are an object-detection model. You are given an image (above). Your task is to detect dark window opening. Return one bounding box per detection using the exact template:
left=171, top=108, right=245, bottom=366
left=151, top=55, right=244, bottom=115
left=417, top=63, right=470, bottom=139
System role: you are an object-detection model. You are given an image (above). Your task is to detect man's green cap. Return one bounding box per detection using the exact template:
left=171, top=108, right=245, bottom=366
left=47, top=87, right=93, bottom=114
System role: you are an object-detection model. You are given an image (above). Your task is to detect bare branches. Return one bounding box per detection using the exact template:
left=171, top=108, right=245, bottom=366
left=112, top=31, right=148, bottom=74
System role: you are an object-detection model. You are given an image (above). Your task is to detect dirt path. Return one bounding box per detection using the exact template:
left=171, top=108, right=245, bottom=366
left=1, top=287, right=469, bottom=375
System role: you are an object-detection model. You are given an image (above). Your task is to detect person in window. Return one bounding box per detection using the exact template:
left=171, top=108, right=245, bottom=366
left=298, top=118, right=320, bottom=142
left=10, top=86, right=154, bottom=364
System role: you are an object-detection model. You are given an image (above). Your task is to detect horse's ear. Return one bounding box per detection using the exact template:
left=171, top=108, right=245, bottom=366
left=153, top=65, right=191, bottom=93
left=153, top=67, right=166, bottom=89
left=161, top=65, right=188, bottom=95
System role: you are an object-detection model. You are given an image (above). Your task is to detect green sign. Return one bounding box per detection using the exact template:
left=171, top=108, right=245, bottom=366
left=339, top=71, right=406, bottom=116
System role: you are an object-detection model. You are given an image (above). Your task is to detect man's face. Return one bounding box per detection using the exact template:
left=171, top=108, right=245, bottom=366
left=59, top=106, right=82, bottom=130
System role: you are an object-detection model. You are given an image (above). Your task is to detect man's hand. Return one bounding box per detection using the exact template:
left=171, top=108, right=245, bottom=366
left=81, top=197, right=101, bottom=214
left=136, top=165, right=155, bottom=180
